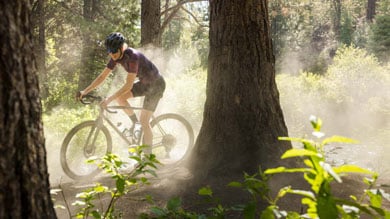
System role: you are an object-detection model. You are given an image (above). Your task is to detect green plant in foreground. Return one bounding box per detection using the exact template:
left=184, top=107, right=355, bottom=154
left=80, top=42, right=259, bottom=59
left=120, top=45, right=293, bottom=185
left=264, top=116, right=390, bottom=219
left=142, top=116, right=390, bottom=219
left=72, top=145, right=160, bottom=219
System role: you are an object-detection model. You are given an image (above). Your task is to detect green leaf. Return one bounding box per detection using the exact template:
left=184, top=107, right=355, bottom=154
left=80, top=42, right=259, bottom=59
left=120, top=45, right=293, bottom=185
left=91, top=210, right=101, bottom=218
left=243, top=202, right=256, bottom=219
left=166, top=197, right=181, bottom=211
left=367, top=189, right=383, bottom=208
left=320, top=162, right=342, bottom=183
left=198, top=186, right=213, bottom=196
left=310, top=115, right=322, bottom=132
left=265, top=166, right=314, bottom=174
left=116, top=177, right=125, bottom=194
left=281, top=149, right=322, bottom=159
left=287, top=189, right=316, bottom=199
left=278, top=137, right=315, bottom=145
left=260, top=206, right=276, bottom=219
left=93, top=185, right=108, bottom=193
left=227, top=181, right=242, bottom=188
left=333, top=164, right=375, bottom=175
left=150, top=207, right=166, bottom=216
left=321, top=135, right=359, bottom=145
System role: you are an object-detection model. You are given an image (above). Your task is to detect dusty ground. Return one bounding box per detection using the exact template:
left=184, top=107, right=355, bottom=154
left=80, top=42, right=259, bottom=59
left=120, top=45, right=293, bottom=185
left=52, top=163, right=390, bottom=219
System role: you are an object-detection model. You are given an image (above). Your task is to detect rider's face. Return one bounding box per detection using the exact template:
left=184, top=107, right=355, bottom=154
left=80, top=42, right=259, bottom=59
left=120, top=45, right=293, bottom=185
left=109, top=49, right=122, bottom=60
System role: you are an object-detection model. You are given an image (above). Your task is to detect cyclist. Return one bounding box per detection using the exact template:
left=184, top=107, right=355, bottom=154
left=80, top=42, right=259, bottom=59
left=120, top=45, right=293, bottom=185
left=78, top=32, right=166, bottom=154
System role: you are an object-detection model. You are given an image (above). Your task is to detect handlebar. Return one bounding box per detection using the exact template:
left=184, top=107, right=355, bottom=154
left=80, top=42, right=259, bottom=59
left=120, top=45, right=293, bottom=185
left=80, top=94, right=103, bottom=105
left=78, top=94, right=116, bottom=113
left=79, top=94, right=144, bottom=114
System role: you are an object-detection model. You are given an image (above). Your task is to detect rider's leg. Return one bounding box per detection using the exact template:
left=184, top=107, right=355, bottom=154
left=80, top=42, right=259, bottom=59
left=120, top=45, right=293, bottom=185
left=139, top=109, right=153, bottom=154
left=116, top=90, right=138, bottom=123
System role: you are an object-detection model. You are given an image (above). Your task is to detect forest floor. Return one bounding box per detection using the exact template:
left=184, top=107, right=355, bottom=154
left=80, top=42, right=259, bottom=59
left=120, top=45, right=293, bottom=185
left=53, top=163, right=390, bottom=219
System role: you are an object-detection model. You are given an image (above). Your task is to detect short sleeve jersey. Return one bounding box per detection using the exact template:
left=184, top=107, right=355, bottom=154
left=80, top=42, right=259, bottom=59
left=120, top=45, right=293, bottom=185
left=106, top=48, right=161, bottom=84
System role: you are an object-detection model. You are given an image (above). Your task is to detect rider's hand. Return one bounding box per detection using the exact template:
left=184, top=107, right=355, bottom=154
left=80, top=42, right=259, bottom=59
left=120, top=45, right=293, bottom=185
left=76, top=90, right=86, bottom=101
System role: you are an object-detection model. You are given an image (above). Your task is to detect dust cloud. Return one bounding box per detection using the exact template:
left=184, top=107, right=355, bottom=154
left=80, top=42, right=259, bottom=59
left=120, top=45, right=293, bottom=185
left=278, top=52, right=390, bottom=182
left=44, top=45, right=204, bottom=186
left=45, top=44, right=389, bottom=190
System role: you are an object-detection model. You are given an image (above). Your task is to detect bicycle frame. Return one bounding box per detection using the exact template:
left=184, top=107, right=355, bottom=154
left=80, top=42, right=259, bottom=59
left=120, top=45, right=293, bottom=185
left=93, top=105, right=155, bottom=147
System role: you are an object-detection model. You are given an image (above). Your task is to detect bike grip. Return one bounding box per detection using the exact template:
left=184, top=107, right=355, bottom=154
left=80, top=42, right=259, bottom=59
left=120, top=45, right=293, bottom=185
left=105, top=107, right=118, bottom=114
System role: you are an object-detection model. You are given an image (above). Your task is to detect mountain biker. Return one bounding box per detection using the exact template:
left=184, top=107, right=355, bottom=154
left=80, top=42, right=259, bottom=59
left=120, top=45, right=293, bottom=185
left=78, top=32, right=166, bottom=154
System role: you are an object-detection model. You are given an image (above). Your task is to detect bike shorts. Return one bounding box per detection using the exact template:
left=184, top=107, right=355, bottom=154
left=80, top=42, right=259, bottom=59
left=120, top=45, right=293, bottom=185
left=131, top=76, right=166, bottom=112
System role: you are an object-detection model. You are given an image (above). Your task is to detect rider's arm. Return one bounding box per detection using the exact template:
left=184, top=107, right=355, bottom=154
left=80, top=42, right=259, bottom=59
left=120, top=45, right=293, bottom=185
left=81, top=67, right=112, bottom=96
left=105, top=72, right=137, bottom=104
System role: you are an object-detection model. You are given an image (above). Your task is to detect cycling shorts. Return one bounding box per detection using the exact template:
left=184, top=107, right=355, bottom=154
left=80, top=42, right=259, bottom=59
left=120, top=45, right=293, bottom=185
left=131, top=76, right=165, bottom=112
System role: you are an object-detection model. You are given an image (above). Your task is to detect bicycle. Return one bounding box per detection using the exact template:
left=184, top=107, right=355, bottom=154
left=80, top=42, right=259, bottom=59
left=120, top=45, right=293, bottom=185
left=60, top=94, right=194, bottom=180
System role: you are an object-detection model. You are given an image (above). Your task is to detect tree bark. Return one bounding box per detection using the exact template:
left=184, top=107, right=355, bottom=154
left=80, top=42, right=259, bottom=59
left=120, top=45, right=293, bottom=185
left=141, top=0, right=161, bottom=47
left=78, top=0, right=98, bottom=90
left=332, top=0, right=342, bottom=40
left=366, top=0, right=377, bottom=22
left=188, top=0, right=291, bottom=180
left=0, top=0, right=56, bottom=218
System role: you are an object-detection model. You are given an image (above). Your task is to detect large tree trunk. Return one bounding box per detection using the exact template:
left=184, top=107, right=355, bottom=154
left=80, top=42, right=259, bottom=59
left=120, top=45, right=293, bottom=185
left=141, top=0, right=161, bottom=47
left=188, top=0, right=291, bottom=180
left=0, top=0, right=56, bottom=218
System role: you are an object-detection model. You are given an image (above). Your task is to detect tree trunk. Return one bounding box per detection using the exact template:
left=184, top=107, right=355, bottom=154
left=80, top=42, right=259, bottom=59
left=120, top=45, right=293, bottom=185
left=366, top=0, right=376, bottom=22
left=332, top=0, right=342, bottom=40
left=78, top=0, right=98, bottom=90
left=0, top=0, right=56, bottom=218
left=141, top=0, right=161, bottom=47
left=35, top=0, right=48, bottom=99
left=188, top=0, right=291, bottom=180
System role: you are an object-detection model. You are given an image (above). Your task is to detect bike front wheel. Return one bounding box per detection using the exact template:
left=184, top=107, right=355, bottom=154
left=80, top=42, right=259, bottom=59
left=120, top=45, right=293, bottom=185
left=60, top=121, right=112, bottom=180
left=150, top=113, right=194, bottom=164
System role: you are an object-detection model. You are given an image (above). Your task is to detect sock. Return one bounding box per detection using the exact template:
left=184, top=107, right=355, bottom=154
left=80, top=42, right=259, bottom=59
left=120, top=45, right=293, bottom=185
left=129, top=114, right=138, bottom=124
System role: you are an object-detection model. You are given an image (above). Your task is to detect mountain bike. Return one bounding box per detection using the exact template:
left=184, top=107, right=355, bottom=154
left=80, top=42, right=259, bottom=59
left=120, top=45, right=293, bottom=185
left=60, top=94, right=194, bottom=180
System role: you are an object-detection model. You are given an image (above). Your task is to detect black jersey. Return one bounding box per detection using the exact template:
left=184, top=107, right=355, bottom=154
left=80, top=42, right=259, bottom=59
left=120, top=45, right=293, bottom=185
left=107, top=48, right=161, bottom=84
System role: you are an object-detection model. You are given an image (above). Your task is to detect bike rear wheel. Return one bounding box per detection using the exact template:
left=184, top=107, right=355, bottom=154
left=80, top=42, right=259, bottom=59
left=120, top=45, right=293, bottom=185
left=150, top=113, right=194, bottom=164
left=60, top=121, right=112, bottom=180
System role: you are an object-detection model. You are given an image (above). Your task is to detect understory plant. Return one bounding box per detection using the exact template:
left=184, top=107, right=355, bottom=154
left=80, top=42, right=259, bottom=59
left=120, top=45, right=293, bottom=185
left=142, top=116, right=390, bottom=219
left=263, top=116, right=390, bottom=218
left=71, top=146, right=160, bottom=219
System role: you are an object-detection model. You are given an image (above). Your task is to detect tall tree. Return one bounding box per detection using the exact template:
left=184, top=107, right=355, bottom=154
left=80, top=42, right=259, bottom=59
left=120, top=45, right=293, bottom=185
left=188, top=0, right=291, bottom=180
left=32, top=0, right=50, bottom=100
left=78, top=0, right=99, bottom=90
left=0, top=0, right=56, bottom=218
left=366, top=0, right=377, bottom=22
left=332, top=0, right=342, bottom=40
left=141, top=0, right=161, bottom=46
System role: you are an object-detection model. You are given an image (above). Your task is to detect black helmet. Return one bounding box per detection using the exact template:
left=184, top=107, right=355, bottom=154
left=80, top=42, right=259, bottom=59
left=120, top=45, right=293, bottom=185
left=105, top=32, right=125, bottom=53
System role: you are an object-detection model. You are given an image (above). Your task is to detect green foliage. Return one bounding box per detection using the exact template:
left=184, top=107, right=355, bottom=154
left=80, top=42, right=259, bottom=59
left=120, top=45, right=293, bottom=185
left=368, top=15, right=390, bottom=62
left=43, top=105, right=97, bottom=135
left=277, top=46, right=389, bottom=147
left=140, top=117, right=390, bottom=219
left=71, top=146, right=160, bottom=219
left=264, top=116, right=390, bottom=218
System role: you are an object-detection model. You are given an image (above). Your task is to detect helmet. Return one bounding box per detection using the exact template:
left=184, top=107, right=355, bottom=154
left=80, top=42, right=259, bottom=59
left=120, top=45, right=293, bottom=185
left=105, top=32, right=125, bottom=53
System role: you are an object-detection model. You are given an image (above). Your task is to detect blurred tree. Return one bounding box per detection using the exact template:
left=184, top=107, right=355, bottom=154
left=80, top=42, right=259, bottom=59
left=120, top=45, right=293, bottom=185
left=31, top=0, right=47, bottom=98
left=188, top=0, right=291, bottom=180
left=331, top=0, right=342, bottom=40
left=366, top=0, right=377, bottom=22
left=369, top=14, right=390, bottom=62
left=77, top=0, right=100, bottom=90
left=0, top=0, right=56, bottom=218
left=141, top=0, right=161, bottom=46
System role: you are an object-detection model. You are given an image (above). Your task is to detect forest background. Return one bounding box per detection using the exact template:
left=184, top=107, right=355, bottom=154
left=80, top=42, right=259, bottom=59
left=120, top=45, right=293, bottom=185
left=35, top=0, right=390, bottom=185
